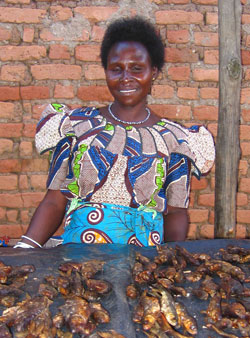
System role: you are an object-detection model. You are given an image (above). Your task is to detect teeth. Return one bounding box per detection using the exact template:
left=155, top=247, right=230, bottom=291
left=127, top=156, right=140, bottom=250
left=120, top=89, right=136, bottom=93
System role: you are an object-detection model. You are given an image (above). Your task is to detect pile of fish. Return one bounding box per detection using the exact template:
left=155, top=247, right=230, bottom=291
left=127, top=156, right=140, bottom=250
left=127, top=244, right=250, bottom=337
left=0, top=259, right=125, bottom=338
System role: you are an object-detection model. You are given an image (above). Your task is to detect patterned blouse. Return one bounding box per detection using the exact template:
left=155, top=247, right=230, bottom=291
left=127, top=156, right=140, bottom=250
left=35, top=103, right=215, bottom=213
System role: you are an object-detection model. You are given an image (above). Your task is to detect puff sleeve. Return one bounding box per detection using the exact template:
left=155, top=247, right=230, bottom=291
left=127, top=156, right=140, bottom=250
left=35, top=103, right=75, bottom=190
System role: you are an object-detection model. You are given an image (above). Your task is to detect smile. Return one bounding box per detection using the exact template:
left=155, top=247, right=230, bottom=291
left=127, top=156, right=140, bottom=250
left=119, top=89, right=137, bottom=93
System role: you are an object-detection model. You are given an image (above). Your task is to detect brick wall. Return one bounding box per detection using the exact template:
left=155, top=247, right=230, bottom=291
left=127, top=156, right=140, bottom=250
left=0, top=0, right=249, bottom=241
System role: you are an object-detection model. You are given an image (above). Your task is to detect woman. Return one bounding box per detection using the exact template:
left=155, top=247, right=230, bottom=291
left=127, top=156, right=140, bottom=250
left=15, top=16, right=215, bottom=249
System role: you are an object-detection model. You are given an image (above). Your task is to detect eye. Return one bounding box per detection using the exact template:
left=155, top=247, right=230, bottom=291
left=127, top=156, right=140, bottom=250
left=131, top=65, right=143, bottom=72
left=111, top=66, right=122, bottom=73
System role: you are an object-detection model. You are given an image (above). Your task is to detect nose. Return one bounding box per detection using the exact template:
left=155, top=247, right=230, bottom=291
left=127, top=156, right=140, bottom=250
left=120, top=69, right=132, bottom=82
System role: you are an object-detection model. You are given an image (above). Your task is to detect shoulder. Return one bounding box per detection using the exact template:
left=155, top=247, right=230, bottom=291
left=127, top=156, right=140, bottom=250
left=155, top=118, right=215, bottom=176
left=35, top=104, right=98, bottom=154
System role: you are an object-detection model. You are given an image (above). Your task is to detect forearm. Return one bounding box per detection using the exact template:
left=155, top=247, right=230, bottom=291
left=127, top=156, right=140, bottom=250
left=163, top=207, right=189, bottom=242
left=20, top=190, right=67, bottom=247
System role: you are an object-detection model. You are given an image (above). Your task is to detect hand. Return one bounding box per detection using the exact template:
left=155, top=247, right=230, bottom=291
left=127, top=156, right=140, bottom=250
left=163, top=205, right=189, bottom=242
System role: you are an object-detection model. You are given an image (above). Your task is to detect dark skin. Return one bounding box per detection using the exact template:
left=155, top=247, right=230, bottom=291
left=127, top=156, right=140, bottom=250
left=21, top=41, right=189, bottom=248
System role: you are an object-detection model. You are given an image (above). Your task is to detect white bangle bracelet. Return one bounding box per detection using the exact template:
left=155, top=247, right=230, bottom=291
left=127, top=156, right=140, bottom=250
left=13, top=242, right=35, bottom=249
left=21, top=235, right=42, bottom=248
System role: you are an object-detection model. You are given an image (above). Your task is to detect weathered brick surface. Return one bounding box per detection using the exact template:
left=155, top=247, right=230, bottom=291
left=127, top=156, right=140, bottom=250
left=0, top=0, right=248, bottom=240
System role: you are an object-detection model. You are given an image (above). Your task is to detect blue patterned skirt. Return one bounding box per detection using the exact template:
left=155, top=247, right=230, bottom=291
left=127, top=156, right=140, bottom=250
left=61, top=201, right=163, bottom=247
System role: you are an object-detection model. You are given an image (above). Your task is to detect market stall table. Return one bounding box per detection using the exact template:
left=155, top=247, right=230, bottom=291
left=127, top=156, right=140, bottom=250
left=0, top=239, right=249, bottom=337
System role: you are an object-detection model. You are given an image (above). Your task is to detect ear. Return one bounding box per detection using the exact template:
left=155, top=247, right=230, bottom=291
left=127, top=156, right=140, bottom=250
left=152, top=67, right=159, bottom=81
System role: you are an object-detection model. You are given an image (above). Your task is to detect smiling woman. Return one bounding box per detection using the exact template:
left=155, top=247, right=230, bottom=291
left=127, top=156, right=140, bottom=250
left=14, top=16, right=215, bottom=249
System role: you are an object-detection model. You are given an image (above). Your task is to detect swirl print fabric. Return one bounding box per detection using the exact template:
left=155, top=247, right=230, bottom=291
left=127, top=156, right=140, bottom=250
left=62, top=201, right=163, bottom=247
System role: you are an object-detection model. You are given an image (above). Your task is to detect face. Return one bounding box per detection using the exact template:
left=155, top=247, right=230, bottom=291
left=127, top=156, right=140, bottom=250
left=105, top=41, right=158, bottom=108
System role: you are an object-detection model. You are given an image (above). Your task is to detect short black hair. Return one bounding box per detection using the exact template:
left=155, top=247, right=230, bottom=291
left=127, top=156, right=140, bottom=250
left=100, top=16, right=165, bottom=71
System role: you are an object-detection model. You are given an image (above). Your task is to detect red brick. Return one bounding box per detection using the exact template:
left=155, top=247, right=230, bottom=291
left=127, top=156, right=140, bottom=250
left=189, top=191, right=195, bottom=208
left=152, top=85, right=174, bottom=99
left=166, top=48, right=198, bottom=63
left=151, top=104, right=191, bottom=120
left=21, top=159, right=49, bottom=172
left=1, top=64, right=27, bottom=82
left=0, top=27, right=11, bottom=41
left=75, top=45, right=101, bottom=62
left=208, top=210, right=214, bottom=224
left=6, top=0, right=30, bottom=4
left=0, top=159, right=21, bottom=173
left=155, top=10, right=203, bottom=25
left=200, top=87, right=219, bottom=99
left=167, top=30, right=189, bottom=44
left=194, top=32, right=218, bottom=47
left=239, top=178, right=250, bottom=193
left=49, top=45, right=71, bottom=60
left=0, top=102, right=15, bottom=118
left=237, top=210, right=250, bottom=224
left=241, top=88, right=250, bottom=104
left=20, top=141, right=33, bottom=156
left=0, top=139, right=13, bottom=155
left=193, top=69, right=218, bottom=82
left=22, top=192, right=45, bottom=208
left=20, top=210, right=29, bottom=224
left=0, top=224, right=24, bottom=239
left=50, top=6, right=72, bottom=21
left=192, top=0, right=217, bottom=3
left=31, top=64, right=82, bottom=80
left=0, top=87, right=20, bottom=101
left=244, top=69, right=250, bottom=80
left=187, top=223, right=197, bottom=239
left=241, top=142, right=250, bottom=156
left=240, top=125, right=250, bottom=140
left=236, top=193, right=248, bottom=206
left=244, top=68, right=250, bottom=81
left=54, top=85, right=74, bottom=99
left=242, top=14, right=250, bottom=24
left=168, top=0, right=189, bottom=3
left=200, top=224, right=214, bottom=239
left=236, top=224, right=246, bottom=239
left=0, top=46, right=46, bottom=61
left=40, top=28, right=63, bottom=42
left=242, top=50, right=250, bottom=65
left=177, top=87, right=198, bottom=100
left=207, top=123, right=217, bottom=137
left=84, top=65, right=105, bottom=80
left=0, top=175, right=18, bottom=190
left=0, top=8, right=46, bottom=23
left=30, top=175, right=47, bottom=190
left=77, top=86, right=113, bottom=102
left=0, top=208, right=6, bottom=221
left=193, top=105, right=218, bottom=121
left=239, top=160, right=248, bottom=175
left=198, top=193, right=214, bottom=207
left=204, top=50, right=219, bottom=65
left=92, top=25, right=105, bottom=42
left=191, top=177, right=208, bottom=190
left=6, top=210, right=18, bottom=223
left=246, top=35, right=250, bottom=48
left=20, top=86, right=50, bottom=100
left=19, top=175, right=29, bottom=190
left=74, top=6, right=118, bottom=22
left=0, top=123, right=22, bottom=137
left=23, top=27, right=34, bottom=42
left=189, top=209, right=209, bottom=223
left=168, top=66, right=190, bottom=80
left=206, top=12, right=218, bottom=25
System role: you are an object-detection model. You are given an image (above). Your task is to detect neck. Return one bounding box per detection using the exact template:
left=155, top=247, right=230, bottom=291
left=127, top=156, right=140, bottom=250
left=108, top=102, right=151, bottom=125
left=111, top=102, right=148, bottom=122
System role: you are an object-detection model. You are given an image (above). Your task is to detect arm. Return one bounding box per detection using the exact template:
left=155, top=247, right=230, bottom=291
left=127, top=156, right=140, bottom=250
left=19, top=189, right=68, bottom=247
left=163, top=205, right=189, bottom=242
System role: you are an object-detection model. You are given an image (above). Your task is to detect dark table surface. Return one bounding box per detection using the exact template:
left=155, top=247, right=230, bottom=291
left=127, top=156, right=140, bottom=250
left=0, top=239, right=249, bottom=338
